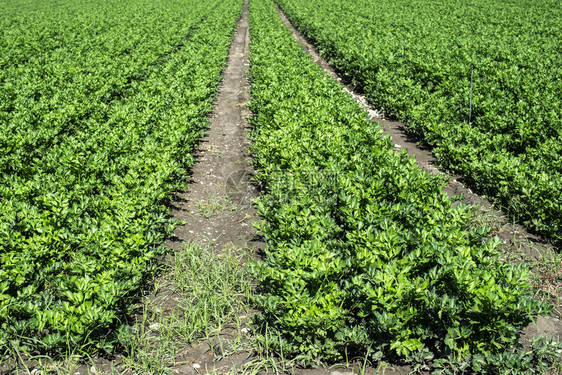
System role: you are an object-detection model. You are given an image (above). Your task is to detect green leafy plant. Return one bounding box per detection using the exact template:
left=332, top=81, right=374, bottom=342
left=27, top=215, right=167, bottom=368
left=0, top=0, right=243, bottom=356
left=247, top=0, right=553, bottom=370
left=274, top=0, right=562, bottom=244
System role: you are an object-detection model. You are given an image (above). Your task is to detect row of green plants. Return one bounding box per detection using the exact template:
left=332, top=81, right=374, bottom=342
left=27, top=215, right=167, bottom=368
left=0, top=0, right=243, bottom=355
left=1, top=0, right=219, bottom=162
left=247, top=0, right=558, bottom=371
left=274, top=0, right=562, bottom=244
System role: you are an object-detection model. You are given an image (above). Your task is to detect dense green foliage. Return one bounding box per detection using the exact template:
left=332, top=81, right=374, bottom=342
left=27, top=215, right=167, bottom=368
left=248, top=0, right=551, bottom=366
left=275, top=0, right=562, bottom=243
left=0, top=0, right=242, bottom=353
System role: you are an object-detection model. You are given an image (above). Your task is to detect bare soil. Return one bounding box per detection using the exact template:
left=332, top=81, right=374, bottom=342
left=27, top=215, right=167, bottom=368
left=143, top=1, right=262, bottom=373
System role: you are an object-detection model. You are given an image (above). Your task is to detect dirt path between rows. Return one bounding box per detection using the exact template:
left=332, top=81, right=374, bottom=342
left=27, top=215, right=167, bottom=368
left=274, top=2, right=562, bottom=366
left=156, top=1, right=262, bottom=372
left=164, top=3, right=257, bottom=253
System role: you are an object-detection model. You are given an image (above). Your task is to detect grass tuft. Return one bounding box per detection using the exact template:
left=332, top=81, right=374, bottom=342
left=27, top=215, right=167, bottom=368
left=122, top=241, right=253, bottom=374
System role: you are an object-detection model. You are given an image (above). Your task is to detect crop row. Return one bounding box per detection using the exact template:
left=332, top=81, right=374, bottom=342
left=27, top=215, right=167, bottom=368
left=248, top=0, right=551, bottom=368
left=275, top=0, right=562, bottom=243
left=0, top=0, right=243, bottom=354
left=1, top=0, right=220, bottom=161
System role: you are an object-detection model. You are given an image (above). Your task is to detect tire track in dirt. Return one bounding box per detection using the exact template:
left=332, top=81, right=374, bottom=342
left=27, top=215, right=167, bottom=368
left=274, top=1, right=562, bottom=362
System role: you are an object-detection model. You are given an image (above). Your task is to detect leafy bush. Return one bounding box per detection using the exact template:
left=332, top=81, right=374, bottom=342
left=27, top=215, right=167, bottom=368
left=275, top=0, right=562, bottom=244
left=248, top=0, right=552, bottom=365
left=0, top=0, right=242, bottom=354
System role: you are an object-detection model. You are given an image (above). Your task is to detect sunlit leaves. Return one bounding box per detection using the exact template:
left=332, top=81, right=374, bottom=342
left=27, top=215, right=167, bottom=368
left=249, top=0, right=550, bottom=364
left=275, top=0, right=562, bottom=243
left=0, top=0, right=242, bottom=354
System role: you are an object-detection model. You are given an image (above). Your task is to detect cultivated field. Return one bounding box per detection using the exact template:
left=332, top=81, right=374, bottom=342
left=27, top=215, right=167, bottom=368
left=0, top=0, right=242, bottom=354
left=1, top=0, right=561, bottom=373
left=276, top=0, right=562, bottom=243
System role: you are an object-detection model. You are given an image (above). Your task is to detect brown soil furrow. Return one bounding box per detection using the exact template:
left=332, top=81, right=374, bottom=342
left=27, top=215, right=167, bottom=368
left=164, top=1, right=258, bottom=253
left=143, top=1, right=262, bottom=373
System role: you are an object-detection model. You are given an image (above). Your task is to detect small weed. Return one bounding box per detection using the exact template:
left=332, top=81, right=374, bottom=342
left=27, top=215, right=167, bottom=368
left=197, top=196, right=232, bottom=218
left=531, top=250, right=562, bottom=311
left=0, top=349, right=125, bottom=375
